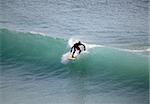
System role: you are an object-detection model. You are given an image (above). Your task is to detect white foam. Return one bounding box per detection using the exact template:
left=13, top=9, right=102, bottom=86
left=29, top=31, right=47, bottom=36
left=61, top=52, right=70, bottom=64
left=121, top=48, right=150, bottom=53
left=68, top=38, right=79, bottom=47
left=146, top=48, right=150, bottom=52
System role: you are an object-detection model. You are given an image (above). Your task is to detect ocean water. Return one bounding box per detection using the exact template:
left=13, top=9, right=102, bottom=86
left=0, top=0, right=149, bottom=104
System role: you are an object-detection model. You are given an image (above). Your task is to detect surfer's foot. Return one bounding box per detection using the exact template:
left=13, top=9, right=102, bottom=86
left=72, top=55, right=75, bottom=58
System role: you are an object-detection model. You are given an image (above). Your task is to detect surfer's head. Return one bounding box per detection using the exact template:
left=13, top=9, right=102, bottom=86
left=78, top=41, right=81, bottom=44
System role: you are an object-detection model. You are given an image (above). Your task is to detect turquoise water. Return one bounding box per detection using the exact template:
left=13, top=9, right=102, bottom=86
left=1, top=29, right=149, bottom=104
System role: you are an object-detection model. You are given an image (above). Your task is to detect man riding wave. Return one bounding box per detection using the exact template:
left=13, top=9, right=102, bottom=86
left=70, top=41, right=86, bottom=58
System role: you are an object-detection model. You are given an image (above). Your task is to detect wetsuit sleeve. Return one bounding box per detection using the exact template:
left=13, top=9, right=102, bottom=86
left=70, top=46, right=73, bottom=52
left=81, top=44, right=86, bottom=50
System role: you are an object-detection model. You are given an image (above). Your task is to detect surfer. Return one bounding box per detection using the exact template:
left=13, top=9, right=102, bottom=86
left=70, top=41, right=86, bottom=58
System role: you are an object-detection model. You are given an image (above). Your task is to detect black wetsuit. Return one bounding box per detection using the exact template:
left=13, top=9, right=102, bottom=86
left=70, top=42, right=86, bottom=58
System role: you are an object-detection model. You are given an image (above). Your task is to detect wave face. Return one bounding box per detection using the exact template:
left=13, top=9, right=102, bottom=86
left=1, top=29, right=149, bottom=104
left=1, top=29, right=67, bottom=67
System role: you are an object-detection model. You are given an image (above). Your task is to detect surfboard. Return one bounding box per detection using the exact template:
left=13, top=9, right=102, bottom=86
left=68, top=55, right=76, bottom=60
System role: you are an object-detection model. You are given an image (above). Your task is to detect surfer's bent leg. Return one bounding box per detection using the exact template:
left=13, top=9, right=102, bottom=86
left=79, top=49, right=81, bottom=54
left=72, top=49, right=76, bottom=58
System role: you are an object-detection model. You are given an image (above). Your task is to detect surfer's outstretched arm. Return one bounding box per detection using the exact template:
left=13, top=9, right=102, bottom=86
left=81, top=44, right=86, bottom=51
left=70, top=46, right=74, bottom=52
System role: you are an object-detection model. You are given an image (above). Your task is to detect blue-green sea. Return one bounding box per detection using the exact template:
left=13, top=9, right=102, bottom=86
left=0, top=0, right=149, bottom=104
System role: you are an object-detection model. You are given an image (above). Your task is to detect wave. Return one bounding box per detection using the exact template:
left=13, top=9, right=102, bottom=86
left=1, top=29, right=149, bottom=90
left=1, top=29, right=67, bottom=67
